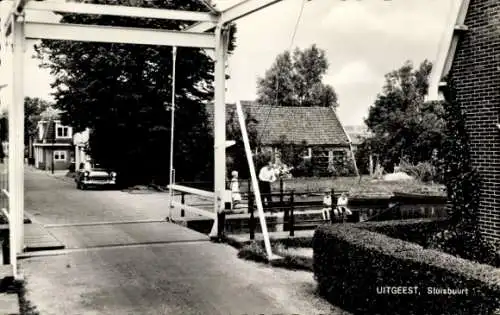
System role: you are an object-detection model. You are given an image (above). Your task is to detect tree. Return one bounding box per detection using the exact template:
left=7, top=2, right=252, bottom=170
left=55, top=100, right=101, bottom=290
left=0, top=110, right=7, bottom=143
left=257, top=44, right=337, bottom=107
left=363, top=60, right=445, bottom=172
left=35, top=0, right=236, bottom=186
left=25, top=97, right=51, bottom=146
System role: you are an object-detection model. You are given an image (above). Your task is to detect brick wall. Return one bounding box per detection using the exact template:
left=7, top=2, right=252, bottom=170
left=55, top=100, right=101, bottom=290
left=450, top=0, right=500, bottom=243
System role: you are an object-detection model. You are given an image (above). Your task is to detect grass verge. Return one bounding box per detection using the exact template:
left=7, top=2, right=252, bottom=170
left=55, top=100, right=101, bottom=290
left=237, top=240, right=313, bottom=272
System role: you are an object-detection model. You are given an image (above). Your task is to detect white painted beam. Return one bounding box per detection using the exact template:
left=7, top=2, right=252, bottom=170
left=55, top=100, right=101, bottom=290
left=25, top=2, right=218, bottom=22
left=184, top=0, right=284, bottom=32
left=24, top=21, right=216, bottom=49
left=167, top=184, right=215, bottom=199
left=235, top=100, right=273, bottom=260
left=171, top=201, right=216, bottom=219
left=427, top=0, right=470, bottom=101
left=220, top=0, right=283, bottom=25
left=210, top=24, right=229, bottom=239
left=7, top=18, right=24, bottom=279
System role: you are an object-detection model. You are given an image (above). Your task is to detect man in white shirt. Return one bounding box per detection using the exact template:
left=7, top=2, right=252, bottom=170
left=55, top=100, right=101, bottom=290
left=258, top=160, right=277, bottom=206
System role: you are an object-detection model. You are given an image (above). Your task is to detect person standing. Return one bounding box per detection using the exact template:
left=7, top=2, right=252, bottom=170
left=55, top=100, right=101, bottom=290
left=258, top=160, right=277, bottom=206
left=230, top=170, right=242, bottom=207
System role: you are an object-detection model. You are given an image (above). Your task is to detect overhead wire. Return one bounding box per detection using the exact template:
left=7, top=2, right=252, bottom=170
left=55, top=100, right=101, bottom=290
left=256, top=0, right=308, bottom=151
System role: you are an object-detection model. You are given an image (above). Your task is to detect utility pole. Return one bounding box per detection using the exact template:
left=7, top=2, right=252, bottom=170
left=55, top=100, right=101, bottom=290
left=51, top=119, right=54, bottom=174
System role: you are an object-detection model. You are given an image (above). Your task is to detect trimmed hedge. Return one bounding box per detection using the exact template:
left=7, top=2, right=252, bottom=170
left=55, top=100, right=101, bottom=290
left=358, top=218, right=451, bottom=247
left=313, top=224, right=500, bottom=315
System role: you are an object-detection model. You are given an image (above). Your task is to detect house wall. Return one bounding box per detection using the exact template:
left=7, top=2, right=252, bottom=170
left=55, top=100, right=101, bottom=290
left=450, top=0, right=500, bottom=243
left=35, top=147, right=73, bottom=171
left=261, top=144, right=352, bottom=175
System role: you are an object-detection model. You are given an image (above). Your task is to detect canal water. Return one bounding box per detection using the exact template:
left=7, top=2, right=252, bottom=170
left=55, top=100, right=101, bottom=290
left=353, top=203, right=448, bottom=222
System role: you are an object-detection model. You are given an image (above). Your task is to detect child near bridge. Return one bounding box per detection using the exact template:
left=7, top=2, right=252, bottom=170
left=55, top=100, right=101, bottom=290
left=322, top=191, right=352, bottom=221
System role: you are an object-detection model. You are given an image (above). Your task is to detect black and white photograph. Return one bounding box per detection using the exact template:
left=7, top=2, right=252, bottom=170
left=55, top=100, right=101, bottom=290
left=0, top=0, right=499, bottom=314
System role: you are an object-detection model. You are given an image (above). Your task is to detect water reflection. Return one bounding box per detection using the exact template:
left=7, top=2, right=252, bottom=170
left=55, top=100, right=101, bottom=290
left=352, top=204, right=448, bottom=222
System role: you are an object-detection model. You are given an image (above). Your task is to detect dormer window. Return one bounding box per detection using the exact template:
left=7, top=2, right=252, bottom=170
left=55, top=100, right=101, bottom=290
left=55, top=122, right=72, bottom=139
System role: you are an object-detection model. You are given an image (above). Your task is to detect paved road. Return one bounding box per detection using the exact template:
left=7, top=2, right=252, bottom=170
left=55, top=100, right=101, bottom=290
left=21, top=168, right=347, bottom=315
left=25, top=169, right=174, bottom=225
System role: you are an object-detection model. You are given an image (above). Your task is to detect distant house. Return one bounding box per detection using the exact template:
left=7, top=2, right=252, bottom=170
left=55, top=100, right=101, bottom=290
left=206, top=101, right=354, bottom=174
left=344, top=125, right=375, bottom=175
left=343, top=125, right=373, bottom=153
left=33, top=119, right=74, bottom=171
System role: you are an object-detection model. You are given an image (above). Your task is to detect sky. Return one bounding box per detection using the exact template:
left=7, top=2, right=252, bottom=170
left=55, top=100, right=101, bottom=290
left=10, top=0, right=457, bottom=127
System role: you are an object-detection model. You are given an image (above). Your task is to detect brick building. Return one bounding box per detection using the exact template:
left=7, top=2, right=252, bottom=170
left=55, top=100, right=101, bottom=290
left=429, top=0, right=500, bottom=243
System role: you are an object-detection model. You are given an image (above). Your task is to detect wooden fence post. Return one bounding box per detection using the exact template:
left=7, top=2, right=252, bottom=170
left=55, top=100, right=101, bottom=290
left=280, top=178, right=284, bottom=204
left=217, top=211, right=226, bottom=240
left=249, top=210, right=255, bottom=240
left=330, top=188, right=335, bottom=223
left=281, top=178, right=289, bottom=230
left=181, top=192, right=185, bottom=217
left=247, top=178, right=253, bottom=214
left=289, top=190, right=295, bottom=237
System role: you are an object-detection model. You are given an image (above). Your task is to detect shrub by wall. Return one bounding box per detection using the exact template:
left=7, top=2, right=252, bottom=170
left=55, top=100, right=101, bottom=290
left=313, top=224, right=500, bottom=315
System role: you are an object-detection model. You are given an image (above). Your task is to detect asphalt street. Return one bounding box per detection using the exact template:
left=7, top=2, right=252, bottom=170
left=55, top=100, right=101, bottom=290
left=21, top=168, right=348, bottom=315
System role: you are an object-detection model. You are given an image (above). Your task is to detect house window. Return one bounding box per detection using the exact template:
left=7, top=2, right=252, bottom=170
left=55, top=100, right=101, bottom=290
left=301, top=148, right=312, bottom=159
left=55, top=123, right=72, bottom=139
left=53, top=151, right=67, bottom=161
left=328, top=150, right=334, bottom=164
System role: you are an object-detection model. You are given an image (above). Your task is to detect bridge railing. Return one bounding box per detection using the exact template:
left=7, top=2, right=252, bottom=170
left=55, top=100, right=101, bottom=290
left=167, top=184, right=218, bottom=219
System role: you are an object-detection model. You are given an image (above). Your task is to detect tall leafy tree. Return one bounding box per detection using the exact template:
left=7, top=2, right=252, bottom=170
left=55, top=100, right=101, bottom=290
left=257, top=44, right=337, bottom=107
left=25, top=97, right=51, bottom=146
left=364, top=60, right=445, bottom=171
left=35, top=0, right=236, bottom=185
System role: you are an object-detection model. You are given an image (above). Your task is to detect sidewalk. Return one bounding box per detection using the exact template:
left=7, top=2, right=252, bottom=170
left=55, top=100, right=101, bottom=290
left=24, top=223, right=65, bottom=252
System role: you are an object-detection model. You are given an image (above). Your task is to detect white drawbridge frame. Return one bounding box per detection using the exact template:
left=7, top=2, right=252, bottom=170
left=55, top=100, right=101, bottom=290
left=0, top=0, right=309, bottom=278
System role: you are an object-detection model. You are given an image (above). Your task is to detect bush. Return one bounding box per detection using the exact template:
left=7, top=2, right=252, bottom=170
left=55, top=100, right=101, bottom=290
left=398, top=159, right=437, bottom=182
left=358, top=218, right=450, bottom=247
left=429, top=229, right=500, bottom=267
left=292, top=158, right=313, bottom=177
left=324, top=153, right=356, bottom=177
left=238, top=241, right=268, bottom=263
left=313, top=224, right=500, bottom=315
